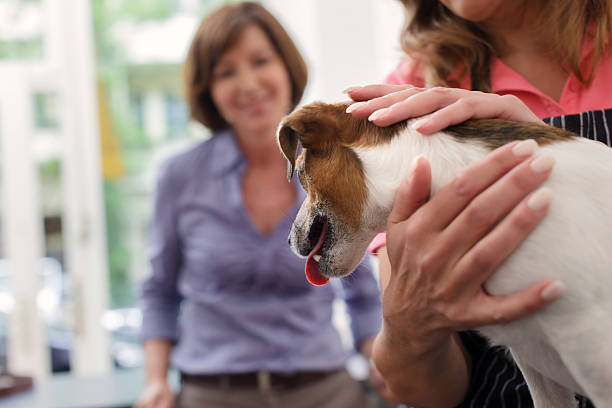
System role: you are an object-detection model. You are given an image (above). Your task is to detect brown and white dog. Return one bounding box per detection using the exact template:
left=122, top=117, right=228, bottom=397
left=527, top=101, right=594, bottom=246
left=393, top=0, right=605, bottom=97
left=277, top=101, right=612, bottom=408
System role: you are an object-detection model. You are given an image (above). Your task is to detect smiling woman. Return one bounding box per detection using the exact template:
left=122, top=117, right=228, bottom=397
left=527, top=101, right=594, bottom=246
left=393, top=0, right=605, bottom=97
left=135, top=3, right=384, bottom=408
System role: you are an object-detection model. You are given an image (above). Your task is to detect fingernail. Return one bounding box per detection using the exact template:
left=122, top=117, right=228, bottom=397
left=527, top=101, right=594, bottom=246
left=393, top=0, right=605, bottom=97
left=541, top=280, right=566, bottom=301
left=512, top=139, right=538, bottom=157
left=408, top=155, right=424, bottom=184
left=411, top=117, right=429, bottom=131
left=530, top=155, right=555, bottom=173
left=368, top=109, right=388, bottom=122
left=410, top=155, right=423, bottom=173
left=343, top=86, right=362, bottom=94
left=527, top=187, right=552, bottom=211
left=346, top=101, right=366, bottom=113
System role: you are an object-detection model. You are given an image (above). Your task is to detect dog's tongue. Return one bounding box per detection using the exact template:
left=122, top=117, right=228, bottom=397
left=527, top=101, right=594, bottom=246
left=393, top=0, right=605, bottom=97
left=305, top=219, right=329, bottom=286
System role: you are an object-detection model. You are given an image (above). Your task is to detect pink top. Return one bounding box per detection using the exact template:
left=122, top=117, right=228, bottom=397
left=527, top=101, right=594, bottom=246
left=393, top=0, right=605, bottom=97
left=369, top=34, right=612, bottom=254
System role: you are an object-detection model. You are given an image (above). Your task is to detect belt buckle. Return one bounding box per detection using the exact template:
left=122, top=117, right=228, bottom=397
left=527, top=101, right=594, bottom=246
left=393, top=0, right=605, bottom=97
left=257, top=370, right=271, bottom=392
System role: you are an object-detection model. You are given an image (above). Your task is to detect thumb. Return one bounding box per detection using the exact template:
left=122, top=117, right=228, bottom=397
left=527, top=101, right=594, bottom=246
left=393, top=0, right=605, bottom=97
left=388, top=155, right=431, bottom=225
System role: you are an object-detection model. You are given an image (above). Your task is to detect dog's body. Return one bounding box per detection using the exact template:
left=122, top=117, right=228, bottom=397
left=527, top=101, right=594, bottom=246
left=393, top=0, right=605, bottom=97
left=277, top=101, right=612, bottom=407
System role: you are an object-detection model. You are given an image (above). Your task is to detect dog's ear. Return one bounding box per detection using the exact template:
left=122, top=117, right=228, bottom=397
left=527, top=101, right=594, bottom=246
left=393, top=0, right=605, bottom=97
left=277, top=102, right=353, bottom=181
left=277, top=123, right=300, bottom=182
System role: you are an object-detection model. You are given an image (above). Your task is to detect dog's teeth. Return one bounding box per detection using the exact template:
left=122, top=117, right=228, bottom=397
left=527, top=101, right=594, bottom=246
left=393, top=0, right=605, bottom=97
left=313, top=254, right=321, bottom=263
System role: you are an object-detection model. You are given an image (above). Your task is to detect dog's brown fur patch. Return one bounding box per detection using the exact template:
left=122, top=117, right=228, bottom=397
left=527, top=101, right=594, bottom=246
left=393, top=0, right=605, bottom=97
left=279, top=102, right=406, bottom=232
left=299, top=147, right=366, bottom=231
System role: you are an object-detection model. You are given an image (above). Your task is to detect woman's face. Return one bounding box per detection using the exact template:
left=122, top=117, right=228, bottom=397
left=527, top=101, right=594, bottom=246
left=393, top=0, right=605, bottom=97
left=211, top=24, right=292, bottom=137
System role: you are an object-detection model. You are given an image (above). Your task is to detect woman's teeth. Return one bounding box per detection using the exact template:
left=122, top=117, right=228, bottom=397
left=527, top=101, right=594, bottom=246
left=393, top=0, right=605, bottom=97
left=313, top=254, right=321, bottom=263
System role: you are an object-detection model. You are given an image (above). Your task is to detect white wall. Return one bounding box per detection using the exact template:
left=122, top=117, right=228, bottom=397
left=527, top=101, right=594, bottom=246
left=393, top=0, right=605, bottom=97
left=263, top=0, right=405, bottom=105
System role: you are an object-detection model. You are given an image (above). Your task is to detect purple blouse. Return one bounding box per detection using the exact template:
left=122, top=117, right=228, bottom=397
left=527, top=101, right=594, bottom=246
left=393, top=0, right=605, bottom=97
left=139, top=129, right=382, bottom=375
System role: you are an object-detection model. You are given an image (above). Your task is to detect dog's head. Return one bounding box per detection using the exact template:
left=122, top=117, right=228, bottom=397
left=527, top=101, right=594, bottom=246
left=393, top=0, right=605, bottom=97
left=277, top=101, right=401, bottom=285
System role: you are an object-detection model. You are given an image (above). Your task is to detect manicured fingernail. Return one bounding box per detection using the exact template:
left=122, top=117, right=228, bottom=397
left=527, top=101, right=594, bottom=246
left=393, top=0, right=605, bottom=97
left=343, top=86, right=362, bottom=94
left=410, top=154, right=423, bottom=173
left=512, top=139, right=538, bottom=157
left=411, top=117, right=430, bottom=131
left=530, top=155, right=555, bottom=173
left=541, top=280, right=565, bottom=301
left=527, top=187, right=552, bottom=211
left=368, top=109, right=388, bottom=121
left=346, top=101, right=366, bottom=113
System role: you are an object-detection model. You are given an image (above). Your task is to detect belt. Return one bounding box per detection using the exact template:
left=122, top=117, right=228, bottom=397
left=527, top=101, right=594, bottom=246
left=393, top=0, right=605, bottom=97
left=181, top=369, right=339, bottom=391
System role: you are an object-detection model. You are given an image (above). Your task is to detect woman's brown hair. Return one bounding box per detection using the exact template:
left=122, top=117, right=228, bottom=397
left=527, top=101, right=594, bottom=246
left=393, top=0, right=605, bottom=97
left=397, top=0, right=612, bottom=91
left=184, top=2, right=308, bottom=131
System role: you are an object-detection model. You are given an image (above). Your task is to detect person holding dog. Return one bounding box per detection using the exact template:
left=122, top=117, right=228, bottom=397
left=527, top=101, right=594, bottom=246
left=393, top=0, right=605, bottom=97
left=346, top=0, right=611, bottom=406
left=134, top=3, right=385, bottom=408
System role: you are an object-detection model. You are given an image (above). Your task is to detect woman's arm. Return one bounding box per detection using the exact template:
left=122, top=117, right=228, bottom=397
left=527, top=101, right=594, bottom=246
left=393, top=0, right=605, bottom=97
left=374, top=247, right=471, bottom=407
left=134, top=339, right=175, bottom=408
left=371, top=143, right=564, bottom=407
left=136, top=161, right=183, bottom=408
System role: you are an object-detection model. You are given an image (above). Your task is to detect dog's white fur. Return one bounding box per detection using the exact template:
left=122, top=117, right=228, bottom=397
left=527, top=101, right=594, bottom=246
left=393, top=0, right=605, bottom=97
left=354, top=127, right=612, bottom=407
left=280, top=107, right=612, bottom=407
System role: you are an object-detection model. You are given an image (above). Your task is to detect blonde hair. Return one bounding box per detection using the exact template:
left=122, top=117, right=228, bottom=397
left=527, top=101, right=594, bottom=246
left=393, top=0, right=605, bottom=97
left=184, top=2, right=308, bottom=131
left=398, top=0, right=612, bottom=91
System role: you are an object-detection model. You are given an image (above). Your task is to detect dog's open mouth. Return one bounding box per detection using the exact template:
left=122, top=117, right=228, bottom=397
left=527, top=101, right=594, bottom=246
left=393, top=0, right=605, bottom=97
left=305, top=215, right=329, bottom=286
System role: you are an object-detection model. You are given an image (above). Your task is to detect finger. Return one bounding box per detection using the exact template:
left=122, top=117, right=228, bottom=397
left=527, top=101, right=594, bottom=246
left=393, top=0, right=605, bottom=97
left=470, top=279, right=565, bottom=326
left=367, top=86, right=472, bottom=127
left=387, top=156, right=431, bottom=225
left=414, top=98, right=500, bottom=134
left=423, top=139, right=539, bottom=231
left=453, top=186, right=552, bottom=287
left=347, top=87, right=424, bottom=120
left=414, top=96, right=543, bottom=134
left=441, top=153, right=554, bottom=257
left=344, top=84, right=416, bottom=101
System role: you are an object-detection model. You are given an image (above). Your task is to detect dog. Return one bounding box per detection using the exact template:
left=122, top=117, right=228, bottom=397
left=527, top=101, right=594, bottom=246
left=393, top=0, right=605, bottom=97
left=277, top=101, right=612, bottom=408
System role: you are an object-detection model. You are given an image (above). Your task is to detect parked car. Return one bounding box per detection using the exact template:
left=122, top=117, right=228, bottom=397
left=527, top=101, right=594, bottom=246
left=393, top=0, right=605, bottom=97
left=0, top=257, right=144, bottom=373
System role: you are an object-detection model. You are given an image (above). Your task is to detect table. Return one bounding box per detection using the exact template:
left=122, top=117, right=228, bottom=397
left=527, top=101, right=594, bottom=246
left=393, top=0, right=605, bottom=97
left=0, top=368, right=179, bottom=408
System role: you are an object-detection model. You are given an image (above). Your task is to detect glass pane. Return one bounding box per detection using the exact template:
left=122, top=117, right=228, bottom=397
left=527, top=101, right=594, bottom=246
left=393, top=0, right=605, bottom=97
left=0, top=127, right=5, bottom=374
left=34, top=92, right=59, bottom=130
left=93, top=0, right=246, bottom=370
left=0, top=0, right=44, bottom=60
left=38, top=147, right=70, bottom=373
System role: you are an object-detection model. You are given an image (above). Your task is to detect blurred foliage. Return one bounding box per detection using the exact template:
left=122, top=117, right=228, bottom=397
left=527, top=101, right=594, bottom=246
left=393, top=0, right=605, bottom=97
left=0, top=0, right=43, bottom=59
left=39, top=158, right=60, bottom=181
left=116, top=0, right=174, bottom=21
left=92, top=0, right=174, bottom=63
left=104, top=181, right=133, bottom=306
left=92, top=0, right=249, bottom=307
left=0, top=38, right=42, bottom=59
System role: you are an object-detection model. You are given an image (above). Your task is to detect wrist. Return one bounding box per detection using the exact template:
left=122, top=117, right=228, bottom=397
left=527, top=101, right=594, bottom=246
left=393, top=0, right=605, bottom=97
left=146, top=374, right=169, bottom=386
left=359, top=336, right=375, bottom=358
left=373, top=328, right=468, bottom=406
left=378, top=321, right=452, bottom=359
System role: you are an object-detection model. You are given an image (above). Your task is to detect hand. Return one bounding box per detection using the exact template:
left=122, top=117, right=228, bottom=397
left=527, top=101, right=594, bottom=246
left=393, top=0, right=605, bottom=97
left=345, top=84, right=543, bottom=133
left=380, top=139, right=563, bottom=354
left=134, top=380, right=176, bottom=408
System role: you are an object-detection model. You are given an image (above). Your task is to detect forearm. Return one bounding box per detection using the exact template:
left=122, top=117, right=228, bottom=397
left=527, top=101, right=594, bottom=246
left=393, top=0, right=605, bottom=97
left=374, top=247, right=470, bottom=407
left=373, top=329, right=470, bottom=408
left=143, top=339, right=173, bottom=384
